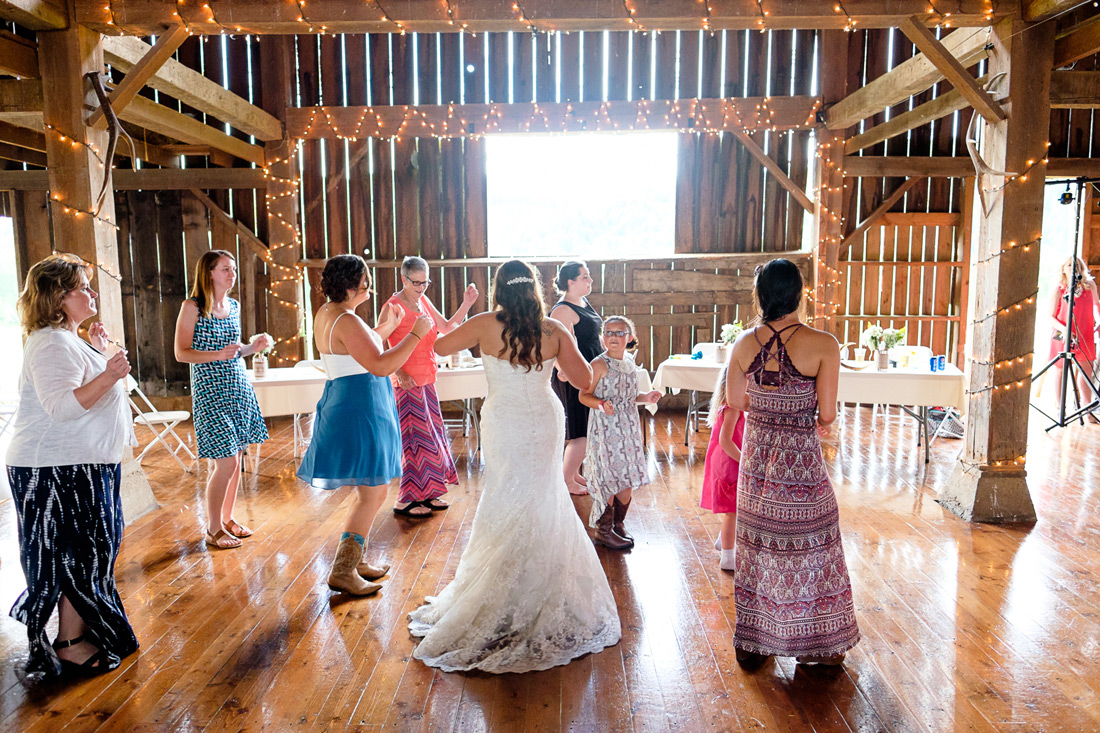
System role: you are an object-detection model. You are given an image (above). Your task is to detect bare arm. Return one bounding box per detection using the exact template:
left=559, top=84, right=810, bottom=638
left=428, top=284, right=479, bottom=334
left=726, top=333, right=753, bottom=412
left=815, top=332, right=841, bottom=426
left=550, top=321, right=593, bottom=391
left=375, top=301, right=403, bottom=341
left=1049, top=287, right=1066, bottom=332
left=339, top=312, right=432, bottom=377
left=578, top=358, right=611, bottom=412
left=435, top=312, right=491, bottom=356
left=717, top=407, right=743, bottom=462
left=174, top=300, right=240, bottom=364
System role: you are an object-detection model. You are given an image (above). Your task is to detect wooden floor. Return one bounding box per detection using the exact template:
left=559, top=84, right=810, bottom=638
left=1, top=405, right=1099, bottom=732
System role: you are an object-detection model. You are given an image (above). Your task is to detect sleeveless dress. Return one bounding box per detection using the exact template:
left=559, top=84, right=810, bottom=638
left=408, top=354, right=621, bottom=673
left=190, top=298, right=268, bottom=459
left=296, top=312, right=402, bottom=489
left=1049, top=283, right=1098, bottom=362
left=734, top=323, right=860, bottom=658
left=385, top=294, right=458, bottom=504
left=551, top=298, right=603, bottom=440
left=700, top=405, right=744, bottom=514
left=584, top=352, right=650, bottom=527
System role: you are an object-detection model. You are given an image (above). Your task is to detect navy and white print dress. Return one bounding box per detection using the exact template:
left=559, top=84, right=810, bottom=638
left=190, top=297, right=268, bottom=459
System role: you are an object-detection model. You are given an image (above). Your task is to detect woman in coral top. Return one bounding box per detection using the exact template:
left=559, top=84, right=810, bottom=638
left=1048, top=256, right=1100, bottom=419
left=386, top=256, right=479, bottom=516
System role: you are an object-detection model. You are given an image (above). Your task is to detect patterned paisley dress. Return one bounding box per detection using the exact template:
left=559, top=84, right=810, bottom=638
left=734, top=323, right=860, bottom=658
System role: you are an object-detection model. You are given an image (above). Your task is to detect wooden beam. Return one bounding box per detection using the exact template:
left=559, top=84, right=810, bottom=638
left=844, top=156, right=1100, bottom=178
left=0, top=0, right=65, bottom=31
left=730, top=128, right=814, bottom=213
left=898, top=16, right=1005, bottom=123
left=89, top=25, right=189, bottom=130
left=0, top=140, right=44, bottom=165
left=0, top=78, right=44, bottom=128
left=1054, top=15, right=1100, bottom=68
left=1050, top=70, right=1100, bottom=108
left=304, top=251, right=815, bottom=269
left=188, top=188, right=268, bottom=259
left=102, top=35, right=282, bottom=141
left=0, top=30, right=37, bottom=78
left=76, top=0, right=1000, bottom=35
left=0, top=167, right=269, bottom=190
left=287, top=97, right=823, bottom=140
left=0, top=118, right=43, bottom=151
left=840, top=177, right=924, bottom=251
left=825, top=25, right=993, bottom=130
left=845, top=74, right=999, bottom=154
left=118, top=95, right=265, bottom=166
left=1024, top=0, right=1081, bottom=21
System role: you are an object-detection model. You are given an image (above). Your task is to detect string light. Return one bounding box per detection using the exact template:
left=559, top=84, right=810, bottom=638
left=373, top=0, right=408, bottom=35
left=754, top=0, right=769, bottom=32
left=512, top=1, right=538, bottom=33
left=622, top=0, right=646, bottom=32
left=972, top=236, right=1040, bottom=266
left=441, top=0, right=465, bottom=30
left=833, top=2, right=857, bottom=31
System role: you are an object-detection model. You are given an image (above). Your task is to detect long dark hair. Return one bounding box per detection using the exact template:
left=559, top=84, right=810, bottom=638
left=492, top=260, right=546, bottom=370
left=753, top=258, right=803, bottom=323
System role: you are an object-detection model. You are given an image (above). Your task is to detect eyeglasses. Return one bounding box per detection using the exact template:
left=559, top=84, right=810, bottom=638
left=406, top=277, right=431, bottom=287
left=604, top=329, right=630, bottom=338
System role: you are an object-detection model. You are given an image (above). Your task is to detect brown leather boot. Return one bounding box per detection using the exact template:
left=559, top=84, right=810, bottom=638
left=595, top=505, right=632, bottom=550
left=612, top=496, right=634, bottom=547
left=357, top=559, right=390, bottom=581
left=328, top=537, right=382, bottom=595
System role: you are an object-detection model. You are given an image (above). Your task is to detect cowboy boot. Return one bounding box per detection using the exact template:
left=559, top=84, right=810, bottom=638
left=595, top=505, right=632, bottom=550
left=612, top=496, right=634, bottom=547
left=354, top=538, right=390, bottom=580
left=328, top=537, right=382, bottom=595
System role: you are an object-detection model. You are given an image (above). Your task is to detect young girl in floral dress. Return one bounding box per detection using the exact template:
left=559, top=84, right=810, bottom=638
left=701, top=360, right=745, bottom=571
left=579, top=316, right=661, bottom=550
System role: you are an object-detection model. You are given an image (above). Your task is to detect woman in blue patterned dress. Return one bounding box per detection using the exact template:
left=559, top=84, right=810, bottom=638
left=174, top=250, right=271, bottom=550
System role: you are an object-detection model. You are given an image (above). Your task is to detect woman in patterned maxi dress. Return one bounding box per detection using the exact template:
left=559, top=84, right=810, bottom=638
left=579, top=316, right=661, bottom=549
left=174, top=250, right=270, bottom=550
left=725, top=258, right=859, bottom=666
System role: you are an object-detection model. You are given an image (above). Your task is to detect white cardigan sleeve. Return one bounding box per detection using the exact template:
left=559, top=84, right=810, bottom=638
left=28, top=333, right=91, bottom=422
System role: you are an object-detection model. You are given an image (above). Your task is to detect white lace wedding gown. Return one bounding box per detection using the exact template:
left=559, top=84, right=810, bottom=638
left=408, top=354, right=622, bottom=673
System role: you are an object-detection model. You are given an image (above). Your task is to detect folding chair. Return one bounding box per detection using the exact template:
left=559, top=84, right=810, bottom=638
left=292, top=359, right=324, bottom=457
left=127, top=376, right=196, bottom=471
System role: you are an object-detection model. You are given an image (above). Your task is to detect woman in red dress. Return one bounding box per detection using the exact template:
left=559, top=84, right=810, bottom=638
left=1048, top=256, right=1100, bottom=419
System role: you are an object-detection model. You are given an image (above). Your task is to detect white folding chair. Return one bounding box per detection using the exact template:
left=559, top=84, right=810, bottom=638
left=126, top=376, right=196, bottom=471
left=292, top=359, right=324, bottom=457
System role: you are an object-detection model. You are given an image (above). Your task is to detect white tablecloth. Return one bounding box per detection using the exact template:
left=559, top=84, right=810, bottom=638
left=652, top=356, right=966, bottom=410
left=247, top=363, right=489, bottom=418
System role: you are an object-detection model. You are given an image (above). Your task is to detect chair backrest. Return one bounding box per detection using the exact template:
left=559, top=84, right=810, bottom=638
left=126, top=377, right=164, bottom=420
left=293, top=359, right=323, bottom=370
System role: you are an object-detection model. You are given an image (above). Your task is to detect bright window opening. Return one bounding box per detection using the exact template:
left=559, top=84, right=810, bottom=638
left=486, top=132, right=678, bottom=259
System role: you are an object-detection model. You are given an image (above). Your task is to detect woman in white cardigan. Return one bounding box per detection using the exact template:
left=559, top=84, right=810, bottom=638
left=6, top=253, right=138, bottom=678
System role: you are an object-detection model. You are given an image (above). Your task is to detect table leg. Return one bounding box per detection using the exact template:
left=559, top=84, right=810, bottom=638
left=922, top=406, right=930, bottom=464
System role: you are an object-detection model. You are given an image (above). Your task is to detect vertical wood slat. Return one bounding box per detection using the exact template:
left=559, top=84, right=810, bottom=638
left=674, top=133, right=697, bottom=255
left=631, top=32, right=652, bottom=101
left=418, top=138, right=444, bottom=307
left=11, top=190, right=52, bottom=286
left=464, top=138, right=489, bottom=316
left=582, top=31, right=602, bottom=103
left=321, top=34, right=349, bottom=257
left=534, top=32, right=555, bottom=103
left=128, top=191, right=165, bottom=393
left=559, top=31, right=581, bottom=103
left=114, top=193, right=138, bottom=368
left=489, top=32, right=511, bottom=103
left=606, top=31, right=629, bottom=102
left=156, top=191, right=189, bottom=395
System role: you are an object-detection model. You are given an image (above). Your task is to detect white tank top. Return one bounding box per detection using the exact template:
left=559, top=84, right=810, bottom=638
left=319, top=311, right=369, bottom=380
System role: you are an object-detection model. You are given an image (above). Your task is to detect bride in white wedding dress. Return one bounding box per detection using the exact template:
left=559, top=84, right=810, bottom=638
left=407, top=260, right=621, bottom=673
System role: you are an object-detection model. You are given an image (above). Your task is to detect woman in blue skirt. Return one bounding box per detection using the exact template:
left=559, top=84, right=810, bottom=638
left=298, top=255, right=432, bottom=596
left=174, top=250, right=271, bottom=550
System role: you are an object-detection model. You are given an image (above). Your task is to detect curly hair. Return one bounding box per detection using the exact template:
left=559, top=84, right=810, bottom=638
left=602, top=314, right=638, bottom=350
left=554, top=260, right=587, bottom=295
left=189, top=249, right=236, bottom=318
left=492, top=260, right=546, bottom=371
left=753, top=258, right=803, bottom=323
left=17, top=253, right=93, bottom=333
left=321, top=254, right=369, bottom=303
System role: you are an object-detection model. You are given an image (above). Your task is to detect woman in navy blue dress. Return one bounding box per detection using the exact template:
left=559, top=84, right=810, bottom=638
left=174, top=250, right=270, bottom=550
left=298, top=255, right=432, bottom=596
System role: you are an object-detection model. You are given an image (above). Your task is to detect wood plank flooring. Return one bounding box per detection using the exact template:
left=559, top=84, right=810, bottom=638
left=1, top=405, right=1098, bottom=731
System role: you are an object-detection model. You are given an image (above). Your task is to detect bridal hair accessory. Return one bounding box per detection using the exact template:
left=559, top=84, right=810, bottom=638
left=754, top=265, right=763, bottom=275
left=506, top=276, right=535, bottom=285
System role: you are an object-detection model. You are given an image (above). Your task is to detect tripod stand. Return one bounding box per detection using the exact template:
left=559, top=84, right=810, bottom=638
left=1030, top=177, right=1100, bottom=430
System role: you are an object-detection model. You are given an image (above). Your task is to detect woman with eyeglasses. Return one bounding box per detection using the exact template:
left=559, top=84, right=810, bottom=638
left=174, top=249, right=271, bottom=551
left=6, top=253, right=138, bottom=677
left=298, top=255, right=432, bottom=595
left=549, top=260, right=603, bottom=496
left=384, top=256, right=478, bottom=518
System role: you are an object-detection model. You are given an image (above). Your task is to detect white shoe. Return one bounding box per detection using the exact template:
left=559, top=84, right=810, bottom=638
left=713, top=532, right=722, bottom=551
left=720, top=548, right=736, bottom=571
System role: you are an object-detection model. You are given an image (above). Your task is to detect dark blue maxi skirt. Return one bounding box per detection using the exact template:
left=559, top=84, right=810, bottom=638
left=6, top=463, right=138, bottom=675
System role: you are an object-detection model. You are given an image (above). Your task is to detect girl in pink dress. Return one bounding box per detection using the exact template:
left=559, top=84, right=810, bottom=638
left=700, top=361, right=745, bottom=571
left=1047, top=256, right=1100, bottom=420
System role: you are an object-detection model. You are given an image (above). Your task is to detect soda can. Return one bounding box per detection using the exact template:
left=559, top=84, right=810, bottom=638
left=937, top=355, right=947, bottom=371
left=930, top=356, right=938, bottom=372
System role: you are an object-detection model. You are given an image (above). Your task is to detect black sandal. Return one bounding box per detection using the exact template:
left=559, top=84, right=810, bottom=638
left=53, top=635, right=121, bottom=677
left=422, top=498, right=450, bottom=511
left=392, top=502, right=432, bottom=518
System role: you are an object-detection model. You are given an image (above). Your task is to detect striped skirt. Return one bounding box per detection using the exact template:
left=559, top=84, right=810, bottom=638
left=6, top=463, right=139, bottom=675
left=393, top=382, right=458, bottom=503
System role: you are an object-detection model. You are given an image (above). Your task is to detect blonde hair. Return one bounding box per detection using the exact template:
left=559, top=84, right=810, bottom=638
left=189, top=249, right=235, bottom=318
left=1060, top=256, right=1095, bottom=290
left=707, top=360, right=731, bottom=428
left=17, top=253, right=93, bottom=333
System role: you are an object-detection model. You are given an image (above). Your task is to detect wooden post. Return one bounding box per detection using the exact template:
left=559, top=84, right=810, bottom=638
left=38, top=24, right=156, bottom=522
left=940, top=18, right=1055, bottom=524
left=260, top=36, right=301, bottom=365
left=814, top=31, right=847, bottom=335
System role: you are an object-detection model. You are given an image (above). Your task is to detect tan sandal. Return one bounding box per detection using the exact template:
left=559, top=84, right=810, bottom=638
left=223, top=519, right=253, bottom=538
left=205, top=528, right=242, bottom=550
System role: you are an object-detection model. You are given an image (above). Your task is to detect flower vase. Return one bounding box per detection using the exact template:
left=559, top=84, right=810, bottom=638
left=874, top=349, right=889, bottom=371
left=253, top=353, right=268, bottom=378
left=715, top=344, right=729, bottom=363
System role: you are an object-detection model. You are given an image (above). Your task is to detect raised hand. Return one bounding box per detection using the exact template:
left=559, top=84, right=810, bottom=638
left=411, top=313, right=433, bottom=339
left=88, top=322, right=110, bottom=352
left=462, top=283, right=479, bottom=306
left=250, top=333, right=272, bottom=354
left=105, top=350, right=131, bottom=380
left=377, top=302, right=402, bottom=332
